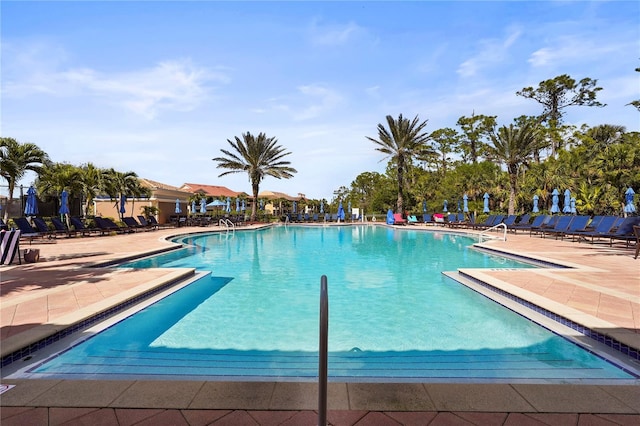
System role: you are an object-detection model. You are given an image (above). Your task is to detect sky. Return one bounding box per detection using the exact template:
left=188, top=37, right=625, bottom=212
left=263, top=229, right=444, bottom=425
left=2, top=1, right=639, bottom=200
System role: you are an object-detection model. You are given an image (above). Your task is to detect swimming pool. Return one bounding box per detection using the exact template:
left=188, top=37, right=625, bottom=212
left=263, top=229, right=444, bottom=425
left=14, top=225, right=638, bottom=382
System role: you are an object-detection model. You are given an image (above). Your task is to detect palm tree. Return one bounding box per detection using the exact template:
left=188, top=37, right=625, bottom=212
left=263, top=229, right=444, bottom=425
left=213, top=132, right=297, bottom=222
left=366, top=114, right=431, bottom=213
left=0, top=137, right=50, bottom=221
left=101, top=168, right=140, bottom=220
left=486, top=121, right=542, bottom=215
left=78, top=163, right=104, bottom=217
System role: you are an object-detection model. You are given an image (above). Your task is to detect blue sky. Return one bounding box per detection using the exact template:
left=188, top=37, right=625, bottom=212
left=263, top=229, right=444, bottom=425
left=2, top=1, right=639, bottom=200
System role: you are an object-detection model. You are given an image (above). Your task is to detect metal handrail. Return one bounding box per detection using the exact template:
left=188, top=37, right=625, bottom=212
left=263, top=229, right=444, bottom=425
left=318, top=275, right=328, bottom=426
left=218, top=218, right=235, bottom=231
left=479, top=222, right=507, bottom=242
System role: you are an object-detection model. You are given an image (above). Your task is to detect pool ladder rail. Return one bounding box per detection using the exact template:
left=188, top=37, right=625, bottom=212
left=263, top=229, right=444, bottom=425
left=218, top=218, right=235, bottom=232
left=478, top=222, right=507, bottom=242
left=318, top=275, right=328, bottom=426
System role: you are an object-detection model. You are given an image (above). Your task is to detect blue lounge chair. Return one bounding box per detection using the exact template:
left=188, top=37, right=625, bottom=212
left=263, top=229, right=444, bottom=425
left=529, top=215, right=558, bottom=236
left=570, top=216, right=619, bottom=243
left=604, top=217, right=640, bottom=247
left=422, top=213, right=433, bottom=225
left=94, top=217, right=130, bottom=235
left=407, top=215, right=419, bottom=225
left=70, top=217, right=101, bottom=236
left=32, top=217, right=56, bottom=238
left=123, top=216, right=146, bottom=231
left=546, top=215, right=591, bottom=240
left=540, top=215, right=574, bottom=238
left=0, top=229, right=22, bottom=265
left=50, top=217, right=77, bottom=238
left=13, top=217, right=48, bottom=243
left=511, top=214, right=546, bottom=234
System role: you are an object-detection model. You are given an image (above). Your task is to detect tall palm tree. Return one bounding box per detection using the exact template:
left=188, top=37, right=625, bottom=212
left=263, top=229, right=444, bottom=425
left=0, top=137, right=50, bottom=221
left=366, top=114, right=431, bottom=213
left=213, top=132, right=297, bottom=222
left=101, top=168, right=140, bottom=220
left=486, top=121, right=542, bottom=214
left=78, top=163, right=103, bottom=217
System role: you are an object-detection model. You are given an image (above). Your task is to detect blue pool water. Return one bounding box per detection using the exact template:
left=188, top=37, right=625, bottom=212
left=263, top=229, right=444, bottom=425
left=29, top=225, right=635, bottom=381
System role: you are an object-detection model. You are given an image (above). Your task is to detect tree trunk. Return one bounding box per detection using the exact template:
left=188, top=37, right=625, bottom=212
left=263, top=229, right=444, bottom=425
left=251, top=182, right=259, bottom=222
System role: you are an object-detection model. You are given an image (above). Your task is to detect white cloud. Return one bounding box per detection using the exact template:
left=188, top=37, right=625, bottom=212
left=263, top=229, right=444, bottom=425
left=308, top=19, right=363, bottom=46
left=457, top=27, right=522, bottom=78
left=2, top=40, right=226, bottom=119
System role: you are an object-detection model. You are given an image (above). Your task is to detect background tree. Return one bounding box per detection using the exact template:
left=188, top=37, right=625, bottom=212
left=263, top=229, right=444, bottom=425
left=486, top=121, right=542, bottom=214
left=366, top=114, right=430, bottom=214
left=456, top=113, right=496, bottom=163
left=0, top=137, right=50, bottom=221
left=628, top=67, right=640, bottom=112
left=516, top=74, right=605, bottom=157
left=213, top=132, right=297, bottom=222
left=427, top=127, right=459, bottom=175
left=101, top=168, right=141, bottom=220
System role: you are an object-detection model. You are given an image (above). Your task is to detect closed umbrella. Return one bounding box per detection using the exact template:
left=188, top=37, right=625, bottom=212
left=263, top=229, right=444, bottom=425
left=235, top=197, right=240, bottom=212
left=259, top=199, right=264, bottom=210
left=463, top=194, right=469, bottom=213
left=483, top=193, right=490, bottom=213
left=532, top=195, right=539, bottom=213
left=457, top=200, right=461, bottom=212
left=119, top=194, right=126, bottom=219
left=225, top=197, right=231, bottom=213
left=337, top=202, right=345, bottom=222
left=347, top=201, right=351, bottom=220
left=200, top=198, right=207, bottom=213
left=175, top=199, right=182, bottom=214
left=550, top=189, right=560, bottom=214
left=191, top=200, right=196, bottom=214
left=320, top=200, right=324, bottom=214
left=241, top=199, right=246, bottom=211
left=59, top=190, right=70, bottom=217
left=562, top=189, right=571, bottom=213
left=24, top=186, right=38, bottom=216
left=443, top=200, right=448, bottom=212
left=624, top=187, right=636, bottom=213
left=570, top=197, right=576, bottom=214
left=293, top=201, right=297, bottom=214
left=423, top=201, right=427, bottom=213
left=386, top=209, right=394, bottom=224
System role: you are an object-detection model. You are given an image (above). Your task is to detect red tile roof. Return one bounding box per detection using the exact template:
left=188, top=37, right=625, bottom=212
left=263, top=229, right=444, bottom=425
left=180, top=183, right=245, bottom=197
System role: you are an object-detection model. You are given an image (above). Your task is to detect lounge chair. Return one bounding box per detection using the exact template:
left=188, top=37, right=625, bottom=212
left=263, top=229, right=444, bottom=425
left=407, top=215, right=419, bottom=225
left=474, top=214, right=505, bottom=230
left=137, top=215, right=158, bottom=230
left=122, top=216, right=146, bottom=231
left=50, top=217, right=77, bottom=238
left=511, top=214, right=547, bottom=234
left=392, top=213, right=407, bottom=225
left=13, top=217, right=47, bottom=243
left=94, top=217, right=130, bottom=235
left=32, top=217, right=56, bottom=238
left=0, top=229, right=22, bottom=265
left=422, top=213, right=433, bottom=225
left=0, top=218, right=9, bottom=231
left=529, top=215, right=558, bottom=236
left=634, top=226, right=640, bottom=259
left=501, top=215, right=518, bottom=227
left=552, top=215, right=591, bottom=240
left=569, top=216, right=619, bottom=243
left=506, top=213, right=530, bottom=232
left=539, top=215, right=574, bottom=238
left=70, top=217, right=100, bottom=236
left=604, top=217, right=640, bottom=247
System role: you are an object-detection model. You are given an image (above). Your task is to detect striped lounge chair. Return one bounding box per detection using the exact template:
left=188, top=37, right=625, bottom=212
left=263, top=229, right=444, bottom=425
left=1, top=229, right=22, bottom=265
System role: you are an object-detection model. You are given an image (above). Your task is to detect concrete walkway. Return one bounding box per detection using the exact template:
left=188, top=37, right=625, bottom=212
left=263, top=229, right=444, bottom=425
left=1, top=223, right=639, bottom=425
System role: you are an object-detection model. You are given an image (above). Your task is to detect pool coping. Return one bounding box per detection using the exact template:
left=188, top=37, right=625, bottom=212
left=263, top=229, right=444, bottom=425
left=2, top=223, right=639, bottom=416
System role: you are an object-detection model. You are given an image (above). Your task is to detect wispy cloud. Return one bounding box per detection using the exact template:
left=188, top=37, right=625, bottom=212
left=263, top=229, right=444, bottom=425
left=2, top=41, right=226, bottom=119
left=457, top=26, right=522, bottom=78
left=528, top=35, right=632, bottom=68
left=308, top=18, right=364, bottom=46
left=293, top=84, right=343, bottom=121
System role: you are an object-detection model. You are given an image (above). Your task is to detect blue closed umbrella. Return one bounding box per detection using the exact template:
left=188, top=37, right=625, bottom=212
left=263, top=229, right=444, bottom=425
left=259, top=199, right=264, bottom=210
left=443, top=200, right=448, bottom=212
left=119, top=194, right=127, bottom=218
left=337, top=202, right=345, bottom=221
left=562, top=189, right=571, bottom=213
left=532, top=195, right=539, bottom=213
left=457, top=200, right=461, bottom=212
left=24, top=186, right=38, bottom=216
left=423, top=201, right=427, bottom=213
left=386, top=209, right=394, bottom=224
left=550, top=189, right=560, bottom=214
left=241, top=199, right=246, bottom=211
left=225, top=197, right=231, bottom=213
left=191, top=200, right=196, bottom=214
left=293, top=201, right=297, bottom=214
left=463, top=194, right=468, bottom=213
left=200, top=198, right=207, bottom=213
left=59, top=190, right=70, bottom=216
left=175, top=199, right=182, bottom=214
left=320, top=200, right=324, bottom=214
left=483, top=193, right=490, bottom=213
left=570, top=197, right=576, bottom=214
left=347, top=201, right=351, bottom=219
left=624, top=187, right=636, bottom=213
left=235, top=197, right=240, bottom=212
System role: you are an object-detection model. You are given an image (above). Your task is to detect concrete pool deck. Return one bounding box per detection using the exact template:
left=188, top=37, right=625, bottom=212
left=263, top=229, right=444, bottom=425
left=1, top=222, right=639, bottom=425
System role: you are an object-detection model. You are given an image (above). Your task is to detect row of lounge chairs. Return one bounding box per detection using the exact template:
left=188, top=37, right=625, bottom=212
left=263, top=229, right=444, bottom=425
left=411, top=212, right=640, bottom=248
left=7, top=215, right=172, bottom=242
